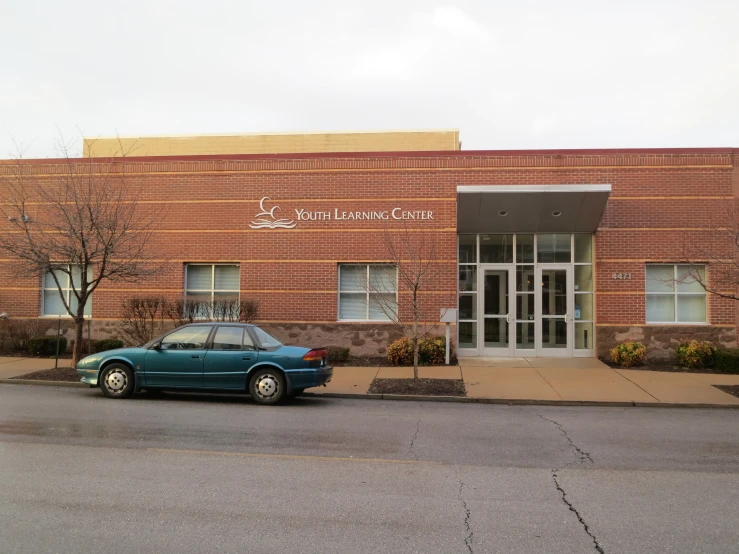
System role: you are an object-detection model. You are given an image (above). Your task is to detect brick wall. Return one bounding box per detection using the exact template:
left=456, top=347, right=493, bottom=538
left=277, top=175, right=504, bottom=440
left=1, top=148, right=736, bottom=357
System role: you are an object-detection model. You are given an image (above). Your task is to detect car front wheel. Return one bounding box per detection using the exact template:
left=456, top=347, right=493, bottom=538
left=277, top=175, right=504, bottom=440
left=249, top=369, right=285, bottom=405
left=100, top=363, right=135, bottom=399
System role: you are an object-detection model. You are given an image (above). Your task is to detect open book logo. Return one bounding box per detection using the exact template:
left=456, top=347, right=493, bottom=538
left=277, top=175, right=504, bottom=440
left=249, top=197, right=297, bottom=229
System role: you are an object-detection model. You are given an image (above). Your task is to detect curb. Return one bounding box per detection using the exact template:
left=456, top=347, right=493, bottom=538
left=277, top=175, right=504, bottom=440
left=1, top=380, right=737, bottom=409
left=0, top=379, right=88, bottom=388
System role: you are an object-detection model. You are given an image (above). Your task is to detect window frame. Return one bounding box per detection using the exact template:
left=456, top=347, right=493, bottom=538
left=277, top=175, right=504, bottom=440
left=41, top=265, right=92, bottom=319
left=645, top=264, right=708, bottom=325
left=337, top=264, right=398, bottom=322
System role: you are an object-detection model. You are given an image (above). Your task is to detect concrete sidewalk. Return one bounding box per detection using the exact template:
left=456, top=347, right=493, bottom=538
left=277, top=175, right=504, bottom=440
left=0, top=357, right=70, bottom=379
left=318, top=358, right=739, bottom=406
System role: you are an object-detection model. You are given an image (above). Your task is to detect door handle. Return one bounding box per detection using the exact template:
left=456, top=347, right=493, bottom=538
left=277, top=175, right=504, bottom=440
left=506, top=313, right=511, bottom=323
left=564, top=313, right=569, bottom=322
left=191, top=355, right=200, bottom=359
left=242, top=357, right=252, bottom=361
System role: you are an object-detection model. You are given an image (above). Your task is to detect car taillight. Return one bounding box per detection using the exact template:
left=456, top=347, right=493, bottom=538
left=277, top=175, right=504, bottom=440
left=303, top=349, right=328, bottom=362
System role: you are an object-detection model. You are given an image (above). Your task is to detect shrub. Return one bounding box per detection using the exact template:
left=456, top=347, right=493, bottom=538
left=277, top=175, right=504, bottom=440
left=675, top=339, right=715, bottom=370
left=387, top=336, right=455, bottom=366
left=120, top=296, right=167, bottom=345
left=1, top=319, right=44, bottom=352
left=713, top=349, right=739, bottom=374
left=28, top=335, right=67, bottom=356
left=610, top=340, right=647, bottom=368
left=326, top=346, right=350, bottom=363
left=94, top=339, right=125, bottom=352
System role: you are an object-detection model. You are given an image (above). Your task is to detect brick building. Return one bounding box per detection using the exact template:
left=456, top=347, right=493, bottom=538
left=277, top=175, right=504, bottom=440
left=0, top=130, right=736, bottom=359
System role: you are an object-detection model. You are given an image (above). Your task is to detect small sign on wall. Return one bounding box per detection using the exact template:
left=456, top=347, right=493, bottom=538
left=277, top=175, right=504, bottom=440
left=440, top=308, right=457, bottom=323
left=611, top=273, right=632, bottom=280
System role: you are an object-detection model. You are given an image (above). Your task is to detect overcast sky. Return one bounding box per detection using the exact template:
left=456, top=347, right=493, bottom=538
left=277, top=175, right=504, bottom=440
left=2, top=0, right=738, bottom=158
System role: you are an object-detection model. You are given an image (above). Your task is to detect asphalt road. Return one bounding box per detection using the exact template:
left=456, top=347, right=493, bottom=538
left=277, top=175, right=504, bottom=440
left=1, top=386, right=738, bottom=554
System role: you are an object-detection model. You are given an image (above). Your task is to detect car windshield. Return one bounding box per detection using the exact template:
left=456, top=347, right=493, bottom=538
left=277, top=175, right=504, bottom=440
left=252, top=326, right=282, bottom=349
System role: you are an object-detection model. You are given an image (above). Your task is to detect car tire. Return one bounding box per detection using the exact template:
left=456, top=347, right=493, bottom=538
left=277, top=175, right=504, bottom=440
left=100, top=363, right=135, bottom=399
left=249, top=368, right=286, bottom=405
left=288, top=388, right=305, bottom=398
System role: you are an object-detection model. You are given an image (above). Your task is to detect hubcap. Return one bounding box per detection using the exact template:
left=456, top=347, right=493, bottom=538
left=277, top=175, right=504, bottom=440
left=105, top=369, right=127, bottom=393
left=255, top=374, right=279, bottom=399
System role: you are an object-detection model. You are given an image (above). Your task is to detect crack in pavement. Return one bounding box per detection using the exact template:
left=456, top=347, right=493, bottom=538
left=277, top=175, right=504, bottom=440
left=539, top=413, right=603, bottom=553
left=406, top=418, right=420, bottom=460
left=552, top=470, right=605, bottom=554
left=538, top=414, right=594, bottom=465
left=458, top=480, right=473, bottom=554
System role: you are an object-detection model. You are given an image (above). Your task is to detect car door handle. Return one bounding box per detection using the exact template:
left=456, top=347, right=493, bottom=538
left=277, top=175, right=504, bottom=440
left=242, top=356, right=252, bottom=361
left=191, top=355, right=200, bottom=359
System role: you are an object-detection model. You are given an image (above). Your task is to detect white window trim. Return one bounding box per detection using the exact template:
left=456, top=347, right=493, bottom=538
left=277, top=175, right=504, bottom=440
left=41, top=265, right=92, bottom=319
left=645, top=264, right=708, bottom=325
left=337, top=264, right=398, bottom=322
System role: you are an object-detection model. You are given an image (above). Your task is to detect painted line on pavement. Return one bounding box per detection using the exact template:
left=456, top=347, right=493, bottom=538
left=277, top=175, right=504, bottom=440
left=147, top=447, right=442, bottom=465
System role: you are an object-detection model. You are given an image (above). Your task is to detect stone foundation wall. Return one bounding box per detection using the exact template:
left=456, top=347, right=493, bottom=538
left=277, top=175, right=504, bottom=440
left=597, top=326, right=737, bottom=360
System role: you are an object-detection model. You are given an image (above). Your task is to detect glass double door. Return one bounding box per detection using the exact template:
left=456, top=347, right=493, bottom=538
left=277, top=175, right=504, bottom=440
left=479, top=264, right=574, bottom=357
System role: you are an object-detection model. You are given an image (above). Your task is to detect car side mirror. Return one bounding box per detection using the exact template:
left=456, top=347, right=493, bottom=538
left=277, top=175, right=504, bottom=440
left=152, top=342, right=162, bottom=350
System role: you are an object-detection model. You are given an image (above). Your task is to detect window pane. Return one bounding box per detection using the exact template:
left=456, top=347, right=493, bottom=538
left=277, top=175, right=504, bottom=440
left=677, top=295, right=706, bottom=323
left=537, top=234, right=571, bottom=263
left=575, top=265, right=593, bottom=292
left=339, top=293, right=367, bottom=320
left=516, top=266, right=535, bottom=292
left=574, top=234, right=593, bottom=263
left=646, top=294, right=675, bottom=322
left=187, top=265, right=213, bottom=291
left=339, top=265, right=366, bottom=292
left=214, top=265, right=240, bottom=291
left=43, top=290, right=67, bottom=315
left=213, top=292, right=239, bottom=320
left=542, top=318, right=567, bottom=348
left=459, top=293, right=477, bottom=320
left=44, top=269, right=68, bottom=289
left=369, top=266, right=396, bottom=292
left=458, top=322, right=477, bottom=349
left=459, top=267, right=477, bottom=292
left=480, top=234, right=513, bottom=263
left=369, top=294, right=395, bottom=320
left=575, top=322, right=593, bottom=349
left=186, top=292, right=212, bottom=318
left=69, top=295, right=92, bottom=317
left=458, top=235, right=477, bottom=264
left=516, top=294, right=534, bottom=320
left=646, top=266, right=674, bottom=293
left=212, top=327, right=244, bottom=350
left=575, top=293, right=593, bottom=321
left=161, top=326, right=211, bottom=350
left=516, top=322, right=535, bottom=349
left=516, top=234, right=534, bottom=263
left=676, top=265, right=705, bottom=293
left=242, top=330, right=256, bottom=350
left=252, top=327, right=282, bottom=348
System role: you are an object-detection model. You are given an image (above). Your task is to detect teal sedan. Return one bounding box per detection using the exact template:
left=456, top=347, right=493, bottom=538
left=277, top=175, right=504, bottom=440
left=76, top=323, right=333, bottom=405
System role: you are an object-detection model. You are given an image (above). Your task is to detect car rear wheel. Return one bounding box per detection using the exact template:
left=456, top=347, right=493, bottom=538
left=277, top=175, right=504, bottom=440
left=249, top=369, right=285, bottom=405
left=100, top=363, right=135, bottom=399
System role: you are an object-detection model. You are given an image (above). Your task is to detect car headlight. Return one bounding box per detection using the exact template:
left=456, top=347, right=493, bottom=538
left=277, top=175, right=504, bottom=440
left=79, top=356, right=102, bottom=367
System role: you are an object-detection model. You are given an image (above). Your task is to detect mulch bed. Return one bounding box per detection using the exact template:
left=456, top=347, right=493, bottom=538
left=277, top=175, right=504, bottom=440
left=601, top=359, right=725, bottom=374
left=11, top=367, right=79, bottom=382
left=715, top=385, right=739, bottom=399
left=368, top=378, right=466, bottom=396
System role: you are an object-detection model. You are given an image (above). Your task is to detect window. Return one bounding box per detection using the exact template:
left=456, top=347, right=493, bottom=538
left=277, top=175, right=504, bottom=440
left=252, top=327, right=282, bottom=349
left=160, top=325, right=212, bottom=350
left=646, top=265, right=707, bottom=323
left=212, top=326, right=255, bottom=351
left=338, top=264, right=397, bottom=321
left=42, top=266, right=92, bottom=317
left=185, top=264, right=240, bottom=302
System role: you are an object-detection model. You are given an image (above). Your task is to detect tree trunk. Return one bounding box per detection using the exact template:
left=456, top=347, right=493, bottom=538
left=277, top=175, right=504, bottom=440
left=72, top=301, right=86, bottom=367
left=412, top=289, right=419, bottom=380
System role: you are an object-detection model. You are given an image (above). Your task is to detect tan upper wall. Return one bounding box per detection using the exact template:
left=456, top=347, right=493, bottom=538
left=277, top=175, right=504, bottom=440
left=83, top=129, right=461, bottom=158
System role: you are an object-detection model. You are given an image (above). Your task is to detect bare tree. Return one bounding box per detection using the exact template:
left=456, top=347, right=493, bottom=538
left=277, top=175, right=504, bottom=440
left=360, top=224, right=450, bottom=379
left=679, top=202, right=739, bottom=301
left=0, top=138, right=161, bottom=365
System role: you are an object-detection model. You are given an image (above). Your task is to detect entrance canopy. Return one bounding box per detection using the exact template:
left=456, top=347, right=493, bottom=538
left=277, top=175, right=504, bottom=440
left=456, top=185, right=611, bottom=234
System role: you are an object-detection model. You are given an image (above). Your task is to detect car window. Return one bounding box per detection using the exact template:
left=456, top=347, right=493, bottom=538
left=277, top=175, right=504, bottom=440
left=161, top=326, right=211, bottom=350
left=212, top=327, right=245, bottom=351
left=252, top=327, right=282, bottom=349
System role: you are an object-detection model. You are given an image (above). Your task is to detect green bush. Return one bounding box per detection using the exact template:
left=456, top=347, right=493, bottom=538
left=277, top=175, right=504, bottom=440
left=675, top=339, right=715, bottom=369
left=94, top=339, right=125, bottom=352
left=28, top=336, right=67, bottom=357
left=387, top=336, right=454, bottom=366
left=610, top=340, right=647, bottom=368
left=713, top=349, right=739, bottom=374
left=326, top=346, right=350, bottom=363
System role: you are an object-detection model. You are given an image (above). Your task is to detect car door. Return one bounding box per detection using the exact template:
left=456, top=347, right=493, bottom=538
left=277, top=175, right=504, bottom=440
left=144, top=325, right=212, bottom=388
left=203, top=326, right=259, bottom=389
